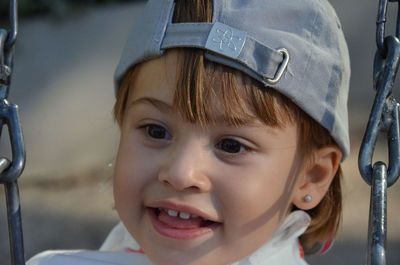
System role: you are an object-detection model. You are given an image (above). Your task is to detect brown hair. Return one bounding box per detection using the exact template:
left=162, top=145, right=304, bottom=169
left=114, top=0, right=342, bottom=251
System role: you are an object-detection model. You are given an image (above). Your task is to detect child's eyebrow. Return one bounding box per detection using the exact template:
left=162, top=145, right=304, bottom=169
left=128, top=97, right=172, bottom=113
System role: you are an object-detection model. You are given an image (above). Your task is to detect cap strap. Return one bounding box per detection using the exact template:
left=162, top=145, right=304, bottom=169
left=161, top=22, right=285, bottom=81
left=161, top=23, right=211, bottom=49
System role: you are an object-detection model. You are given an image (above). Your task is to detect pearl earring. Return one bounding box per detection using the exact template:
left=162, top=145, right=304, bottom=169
left=304, top=195, right=312, bottom=202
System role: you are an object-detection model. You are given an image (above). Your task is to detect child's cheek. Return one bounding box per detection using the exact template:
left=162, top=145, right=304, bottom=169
left=113, top=136, right=145, bottom=212
left=113, top=129, right=164, bottom=205
left=217, top=150, right=298, bottom=228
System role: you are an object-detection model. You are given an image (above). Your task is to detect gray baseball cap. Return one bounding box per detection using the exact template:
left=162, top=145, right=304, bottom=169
left=114, top=0, right=351, bottom=159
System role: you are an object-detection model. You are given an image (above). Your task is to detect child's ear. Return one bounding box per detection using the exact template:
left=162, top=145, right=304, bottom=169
left=292, top=145, right=342, bottom=210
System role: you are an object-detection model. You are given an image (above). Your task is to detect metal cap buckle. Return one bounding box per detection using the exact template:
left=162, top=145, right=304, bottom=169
left=265, top=48, right=289, bottom=85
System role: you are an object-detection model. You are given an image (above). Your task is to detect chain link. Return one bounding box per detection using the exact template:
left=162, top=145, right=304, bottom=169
left=0, top=0, right=17, bottom=100
left=0, top=0, right=24, bottom=184
left=5, top=0, right=18, bottom=50
left=375, top=0, right=400, bottom=54
left=360, top=0, right=400, bottom=188
left=0, top=29, right=11, bottom=85
left=359, top=0, right=400, bottom=264
left=0, top=1, right=26, bottom=265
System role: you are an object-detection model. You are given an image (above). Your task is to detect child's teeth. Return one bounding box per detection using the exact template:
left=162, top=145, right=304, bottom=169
left=167, top=209, right=178, bottom=217
left=179, top=212, right=190, bottom=219
left=163, top=208, right=198, bottom=219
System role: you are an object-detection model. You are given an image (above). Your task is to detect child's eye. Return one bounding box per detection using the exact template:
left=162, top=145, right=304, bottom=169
left=141, top=124, right=171, bottom=140
left=216, top=138, right=248, bottom=154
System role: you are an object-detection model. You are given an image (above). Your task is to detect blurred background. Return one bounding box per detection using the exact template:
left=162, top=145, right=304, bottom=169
left=0, top=0, right=400, bottom=264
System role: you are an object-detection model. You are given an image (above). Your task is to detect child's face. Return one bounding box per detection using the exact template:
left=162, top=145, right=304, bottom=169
left=114, top=50, right=303, bottom=265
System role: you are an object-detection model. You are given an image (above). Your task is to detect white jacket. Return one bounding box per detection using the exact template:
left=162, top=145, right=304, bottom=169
left=27, top=211, right=310, bottom=265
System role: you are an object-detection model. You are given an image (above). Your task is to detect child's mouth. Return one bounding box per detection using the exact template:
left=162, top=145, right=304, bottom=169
left=148, top=207, right=220, bottom=240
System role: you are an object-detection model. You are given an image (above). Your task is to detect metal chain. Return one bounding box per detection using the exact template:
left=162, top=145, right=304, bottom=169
left=0, top=0, right=26, bottom=265
left=359, top=0, right=400, bottom=264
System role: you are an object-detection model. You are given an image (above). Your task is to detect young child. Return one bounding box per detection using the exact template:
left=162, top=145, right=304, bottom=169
left=28, top=0, right=350, bottom=264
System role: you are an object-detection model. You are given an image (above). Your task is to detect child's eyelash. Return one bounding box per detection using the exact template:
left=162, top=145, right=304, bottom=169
left=137, top=123, right=171, bottom=140
left=137, top=123, right=252, bottom=155
left=216, top=138, right=253, bottom=154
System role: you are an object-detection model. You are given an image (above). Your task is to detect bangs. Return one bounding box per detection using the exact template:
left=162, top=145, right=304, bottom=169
left=172, top=48, right=298, bottom=128
left=116, top=0, right=300, bottom=129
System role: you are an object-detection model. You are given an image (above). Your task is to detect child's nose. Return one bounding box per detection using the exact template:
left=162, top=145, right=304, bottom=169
left=157, top=141, right=211, bottom=192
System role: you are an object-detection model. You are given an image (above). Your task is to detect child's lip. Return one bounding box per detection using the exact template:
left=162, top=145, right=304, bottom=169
left=146, top=200, right=221, bottom=223
left=147, top=207, right=221, bottom=240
